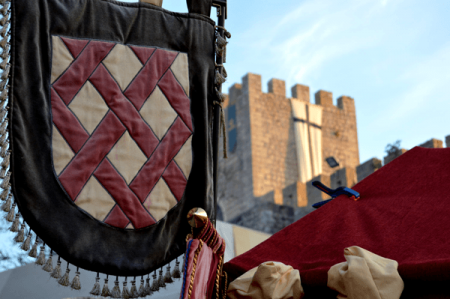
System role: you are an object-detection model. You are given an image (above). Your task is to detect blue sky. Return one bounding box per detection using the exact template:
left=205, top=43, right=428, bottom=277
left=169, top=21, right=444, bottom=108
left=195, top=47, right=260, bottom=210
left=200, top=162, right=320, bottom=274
left=127, top=0, right=450, bottom=163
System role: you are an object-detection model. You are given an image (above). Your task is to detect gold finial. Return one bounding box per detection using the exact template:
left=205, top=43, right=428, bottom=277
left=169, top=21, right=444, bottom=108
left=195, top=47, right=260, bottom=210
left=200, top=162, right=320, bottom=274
left=187, top=208, right=208, bottom=228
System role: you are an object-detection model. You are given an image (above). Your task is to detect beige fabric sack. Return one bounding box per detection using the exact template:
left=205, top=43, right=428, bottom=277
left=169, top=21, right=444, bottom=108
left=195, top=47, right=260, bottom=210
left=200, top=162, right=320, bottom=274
left=227, top=261, right=304, bottom=299
left=328, top=246, right=404, bottom=299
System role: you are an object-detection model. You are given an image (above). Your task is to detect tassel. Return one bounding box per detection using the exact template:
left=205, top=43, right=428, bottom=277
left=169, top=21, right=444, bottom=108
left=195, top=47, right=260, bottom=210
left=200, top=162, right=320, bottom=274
left=71, top=268, right=81, bottom=290
left=0, top=129, right=7, bottom=144
left=145, top=274, right=152, bottom=296
left=0, top=25, right=7, bottom=38
left=0, top=140, right=8, bottom=157
left=0, top=2, right=9, bottom=16
left=29, top=238, right=39, bottom=258
left=130, top=277, right=139, bottom=298
left=101, top=275, right=111, bottom=297
left=1, top=63, right=9, bottom=80
left=164, top=264, right=173, bottom=284
left=35, top=245, right=46, bottom=265
left=1, top=193, right=10, bottom=211
left=150, top=271, right=159, bottom=292
left=0, top=141, right=9, bottom=158
left=138, top=276, right=145, bottom=297
left=215, top=69, right=226, bottom=85
left=215, top=31, right=228, bottom=48
left=90, top=274, right=101, bottom=296
left=1, top=171, right=10, bottom=189
left=215, top=87, right=225, bottom=102
left=0, top=79, right=7, bottom=91
left=21, top=231, right=32, bottom=251
left=0, top=119, right=8, bottom=134
left=0, top=37, right=7, bottom=51
left=14, top=223, right=25, bottom=243
left=42, top=251, right=53, bottom=272
left=0, top=184, right=8, bottom=200
left=0, top=167, right=7, bottom=179
left=5, top=202, right=14, bottom=221
left=122, top=277, right=130, bottom=299
left=110, top=276, right=121, bottom=298
left=172, top=258, right=181, bottom=279
left=0, top=16, right=8, bottom=27
left=58, top=264, right=71, bottom=287
left=0, top=109, right=7, bottom=124
left=157, top=268, right=166, bottom=289
left=51, top=257, right=62, bottom=279
left=9, top=213, right=19, bottom=231
left=0, top=44, right=9, bottom=60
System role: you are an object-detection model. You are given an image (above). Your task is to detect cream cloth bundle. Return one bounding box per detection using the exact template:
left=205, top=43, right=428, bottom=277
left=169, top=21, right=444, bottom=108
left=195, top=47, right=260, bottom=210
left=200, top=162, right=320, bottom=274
left=327, top=246, right=404, bottom=299
left=227, top=261, right=304, bottom=299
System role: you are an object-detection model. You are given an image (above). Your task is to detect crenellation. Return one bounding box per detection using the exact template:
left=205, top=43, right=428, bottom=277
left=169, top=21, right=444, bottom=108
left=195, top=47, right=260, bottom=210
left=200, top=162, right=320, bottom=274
left=291, top=84, right=310, bottom=102
left=315, top=90, right=333, bottom=106
left=337, top=96, right=355, bottom=112
left=419, top=138, right=443, bottom=149
left=242, top=73, right=262, bottom=95
left=268, top=78, right=286, bottom=97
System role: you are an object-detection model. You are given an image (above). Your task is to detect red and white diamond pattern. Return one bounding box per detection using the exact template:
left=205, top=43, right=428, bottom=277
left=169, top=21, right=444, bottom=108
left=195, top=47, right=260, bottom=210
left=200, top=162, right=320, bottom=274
left=50, top=36, right=193, bottom=229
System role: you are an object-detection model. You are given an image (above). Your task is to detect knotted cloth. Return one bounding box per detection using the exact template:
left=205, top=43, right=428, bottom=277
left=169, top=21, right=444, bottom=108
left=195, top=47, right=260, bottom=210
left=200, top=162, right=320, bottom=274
left=227, top=261, right=304, bottom=299
left=328, top=246, right=403, bottom=299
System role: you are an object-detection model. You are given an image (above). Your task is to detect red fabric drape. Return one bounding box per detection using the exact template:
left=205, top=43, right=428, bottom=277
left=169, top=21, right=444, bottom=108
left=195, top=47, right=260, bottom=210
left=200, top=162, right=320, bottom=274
left=224, top=147, right=450, bottom=298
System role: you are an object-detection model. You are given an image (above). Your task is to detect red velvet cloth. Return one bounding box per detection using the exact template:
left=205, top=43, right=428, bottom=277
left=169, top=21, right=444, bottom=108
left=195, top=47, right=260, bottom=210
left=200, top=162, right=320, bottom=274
left=224, top=147, right=450, bottom=298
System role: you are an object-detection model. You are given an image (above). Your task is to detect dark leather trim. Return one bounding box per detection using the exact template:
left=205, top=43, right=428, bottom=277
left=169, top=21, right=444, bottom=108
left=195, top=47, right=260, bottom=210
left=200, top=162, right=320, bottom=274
left=10, top=0, right=215, bottom=276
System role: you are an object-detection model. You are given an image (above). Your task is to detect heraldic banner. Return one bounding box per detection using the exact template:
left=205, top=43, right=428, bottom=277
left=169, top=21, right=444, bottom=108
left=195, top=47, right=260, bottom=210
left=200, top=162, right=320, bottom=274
left=4, top=0, right=219, bottom=278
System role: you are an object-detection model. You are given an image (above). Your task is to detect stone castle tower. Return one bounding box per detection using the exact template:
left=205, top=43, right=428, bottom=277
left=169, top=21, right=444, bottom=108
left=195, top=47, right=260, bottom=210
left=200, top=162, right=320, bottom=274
left=217, top=73, right=381, bottom=233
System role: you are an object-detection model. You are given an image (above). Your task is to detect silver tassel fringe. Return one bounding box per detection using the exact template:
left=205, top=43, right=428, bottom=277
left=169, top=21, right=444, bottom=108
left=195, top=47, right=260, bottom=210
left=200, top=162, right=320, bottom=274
left=51, top=258, right=62, bottom=279
left=0, top=4, right=9, bottom=17
left=0, top=166, right=7, bottom=179
left=5, top=202, right=14, bottom=221
left=150, top=271, right=159, bottom=292
left=164, top=264, right=173, bottom=284
left=1, top=193, right=10, bottom=211
left=1, top=63, right=9, bottom=80
left=130, top=278, right=139, bottom=298
left=42, top=251, right=53, bottom=272
left=101, top=276, right=111, bottom=297
left=111, top=277, right=121, bottom=298
left=172, top=258, right=181, bottom=279
left=71, top=269, right=81, bottom=290
left=14, top=223, right=25, bottom=243
left=9, top=213, right=19, bottom=231
left=29, top=239, right=39, bottom=258
left=0, top=185, right=8, bottom=200
left=0, top=85, right=7, bottom=99
left=215, top=69, right=226, bottom=85
left=157, top=268, right=165, bottom=289
left=58, top=266, right=71, bottom=287
left=0, top=79, right=7, bottom=91
left=35, top=245, right=46, bottom=265
left=0, top=44, right=10, bottom=60
left=0, top=38, right=7, bottom=51
left=0, top=25, right=7, bottom=38
left=90, top=275, right=101, bottom=296
left=0, top=119, right=7, bottom=134
left=1, top=171, right=10, bottom=189
left=0, top=141, right=8, bottom=157
left=122, top=278, right=130, bottom=299
left=138, top=276, right=145, bottom=298
left=215, top=31, right=228, bottom=47
left=145, top=275, right=152, bottom=296
left=21, top=232, right=32, bottom=251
